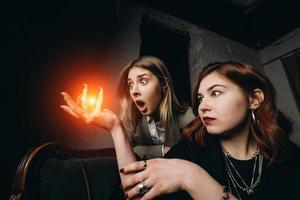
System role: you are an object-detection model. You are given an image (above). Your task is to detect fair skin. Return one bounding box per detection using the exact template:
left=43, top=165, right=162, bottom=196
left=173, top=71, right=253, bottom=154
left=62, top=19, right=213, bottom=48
left=120, top=72, right=264, bottom=200
left=61, top=86, right=137, bottom=183
left=127, top=67, right=171, bottom=152
left=121, top=159, right=230, bottom=200
left=61, top=71, right=264, bottom=199
left=197, top=72, right=264, bottom=160
left=128, top=67, right=163, bottom=118
left=60, top=67, right=170, bottom=182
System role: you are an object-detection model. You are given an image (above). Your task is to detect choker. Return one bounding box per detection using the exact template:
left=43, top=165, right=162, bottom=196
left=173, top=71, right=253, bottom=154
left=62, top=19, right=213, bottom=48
left=223, top=146, right=261, bottom=160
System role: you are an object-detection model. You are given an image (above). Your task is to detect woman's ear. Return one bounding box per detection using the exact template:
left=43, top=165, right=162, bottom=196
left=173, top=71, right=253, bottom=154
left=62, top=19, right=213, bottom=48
left=249, top=89, right=265, bottom=109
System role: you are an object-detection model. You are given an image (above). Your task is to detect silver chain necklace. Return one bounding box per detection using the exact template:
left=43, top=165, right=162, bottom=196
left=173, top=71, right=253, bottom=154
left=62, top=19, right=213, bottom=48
left=223, top=147, right=263, bottom=197
left=227, top=173, right=242, bottom=200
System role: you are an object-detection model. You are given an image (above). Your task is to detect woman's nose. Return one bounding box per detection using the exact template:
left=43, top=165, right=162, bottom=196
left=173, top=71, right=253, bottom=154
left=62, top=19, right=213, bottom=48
left=198, top=98, right=211, bottom=113
left=131, top=85, right=140, bottom=97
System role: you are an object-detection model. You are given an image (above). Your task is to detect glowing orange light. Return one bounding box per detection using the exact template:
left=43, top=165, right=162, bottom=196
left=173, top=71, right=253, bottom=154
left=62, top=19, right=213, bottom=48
left=88, top=97, right=96, bottom=106
left=52, top=55, right=116, bottom=141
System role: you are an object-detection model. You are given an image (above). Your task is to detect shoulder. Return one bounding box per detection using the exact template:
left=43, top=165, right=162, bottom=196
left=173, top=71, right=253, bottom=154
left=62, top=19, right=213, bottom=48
left=177, top=107, right=195, bottom=128
left=131, top=117, right=151, bottom=144
left=134, top=117, right=148, bottom=132
left=268, top=141, right=300, bottom=181
left=278, top=139, right=300, bottom=165
left=262, top=161, right=300, bottom=199
left=266, top=155, right=300, bottom=197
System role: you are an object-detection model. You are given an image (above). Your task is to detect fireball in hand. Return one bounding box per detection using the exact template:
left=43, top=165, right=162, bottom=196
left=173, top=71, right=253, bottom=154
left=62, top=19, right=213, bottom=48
left=60, top=84, right=120, bottom=131
left=75, top=84, right=98, bottom=113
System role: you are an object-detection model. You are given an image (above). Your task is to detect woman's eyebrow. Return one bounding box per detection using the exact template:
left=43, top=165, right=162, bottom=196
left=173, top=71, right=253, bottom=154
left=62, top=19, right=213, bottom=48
left=137, top=73, right=150, bottom=78
left=127, top=73, right=150, bottom=81
left=198, top=84, right=227, bottom=95
left=207, top=84, right=227, bottom=91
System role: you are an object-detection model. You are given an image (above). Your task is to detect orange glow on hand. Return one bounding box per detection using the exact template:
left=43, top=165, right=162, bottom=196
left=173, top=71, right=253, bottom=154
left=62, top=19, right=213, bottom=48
left=76, top=84, right=104, bottom=114
left=54, top=56, right=116, bottom=139
left=61, top=82, right=119, bottom=132
left=88, top=97, right=96, bottom=106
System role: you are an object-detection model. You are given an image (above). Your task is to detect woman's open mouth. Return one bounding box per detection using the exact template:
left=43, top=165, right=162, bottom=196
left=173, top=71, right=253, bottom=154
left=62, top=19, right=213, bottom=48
left=135, top=100, right=147, bottom=113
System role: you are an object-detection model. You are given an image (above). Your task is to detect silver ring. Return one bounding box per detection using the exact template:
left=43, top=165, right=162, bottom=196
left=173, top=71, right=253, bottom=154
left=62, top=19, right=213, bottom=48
left=137, top=182, right=148, bottom=196
left=143, top=160, right=147, bottom=168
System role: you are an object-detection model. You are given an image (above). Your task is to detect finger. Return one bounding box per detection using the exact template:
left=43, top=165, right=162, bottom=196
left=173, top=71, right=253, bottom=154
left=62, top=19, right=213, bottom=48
left=122, top=170, right=148, bottom=190
left=60, top=105, right=80, bottom=118
left=81, top=84, right=88, bottom=110
left=140, top=184, right=162, bottom=200
left=121, top=160, right=148, bottom=174
left=61, top=92, right=81, bottom=110
left=126, top=179, right=152, bottom=200
left=61, top=92, right=88, bottom=120
left=93, top=87, right=103, bottom=116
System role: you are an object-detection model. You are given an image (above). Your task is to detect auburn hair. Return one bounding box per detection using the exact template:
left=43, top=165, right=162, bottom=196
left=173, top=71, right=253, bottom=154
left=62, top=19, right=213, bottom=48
left=183, top=61, right=288, bottom=164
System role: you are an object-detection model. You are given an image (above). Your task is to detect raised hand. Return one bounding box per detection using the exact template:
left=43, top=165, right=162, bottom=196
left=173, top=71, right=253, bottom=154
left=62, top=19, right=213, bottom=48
left=60, top=84, right=121, bottom=131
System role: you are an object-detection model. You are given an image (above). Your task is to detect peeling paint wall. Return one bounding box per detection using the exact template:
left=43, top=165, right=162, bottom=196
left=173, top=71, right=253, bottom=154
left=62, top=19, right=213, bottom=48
left=259, top=28, right=300, bottom=145
left=142, top=8, right=261, bottom=92
left=80, top=3, right=263, bottom=149
left=77, top=3, right=300, bottom=149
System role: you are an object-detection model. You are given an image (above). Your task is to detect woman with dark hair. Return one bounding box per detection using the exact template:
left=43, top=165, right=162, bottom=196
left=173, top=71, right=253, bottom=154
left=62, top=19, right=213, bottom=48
left=119, top=61, right=300, bottom=200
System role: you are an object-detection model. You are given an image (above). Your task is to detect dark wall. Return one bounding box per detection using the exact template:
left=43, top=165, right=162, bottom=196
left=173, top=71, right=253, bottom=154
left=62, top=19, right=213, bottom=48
left=140, top=17, right=191, bottom=105
left=3, top=1, right=299, bottom=199
left=2, top=1, right=121, bottom=198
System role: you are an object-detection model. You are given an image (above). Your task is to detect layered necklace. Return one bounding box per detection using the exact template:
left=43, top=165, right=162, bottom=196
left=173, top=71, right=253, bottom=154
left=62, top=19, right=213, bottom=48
left=222, top=146, right=263, bottom=200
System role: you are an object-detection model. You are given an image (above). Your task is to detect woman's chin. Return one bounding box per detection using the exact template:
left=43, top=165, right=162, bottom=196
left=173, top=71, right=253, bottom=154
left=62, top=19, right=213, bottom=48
left=139, top=107, right=148, bottom=115
left=207, top=129, right=235, bottom=139
left=206, top=127, right=223, bottom=135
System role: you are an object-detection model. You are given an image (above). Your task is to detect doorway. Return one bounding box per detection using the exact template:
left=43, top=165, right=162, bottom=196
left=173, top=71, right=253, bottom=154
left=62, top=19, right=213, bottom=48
left=139, top=16, right=192, bottom=105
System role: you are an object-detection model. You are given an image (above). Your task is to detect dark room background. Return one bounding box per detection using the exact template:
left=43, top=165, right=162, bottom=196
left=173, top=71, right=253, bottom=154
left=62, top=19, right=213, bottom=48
left=2, top=0, right=300, bottom=199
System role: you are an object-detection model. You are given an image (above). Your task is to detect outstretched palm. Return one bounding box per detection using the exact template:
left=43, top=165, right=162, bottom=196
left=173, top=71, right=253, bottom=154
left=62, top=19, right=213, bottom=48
left=60, top=84, right=120, bottom=131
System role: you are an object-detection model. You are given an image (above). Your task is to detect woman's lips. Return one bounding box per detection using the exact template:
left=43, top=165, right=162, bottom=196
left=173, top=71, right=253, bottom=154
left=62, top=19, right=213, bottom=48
left=202, top=117, right=216, bottom=124
left=135, top=100, right=147, bottom=113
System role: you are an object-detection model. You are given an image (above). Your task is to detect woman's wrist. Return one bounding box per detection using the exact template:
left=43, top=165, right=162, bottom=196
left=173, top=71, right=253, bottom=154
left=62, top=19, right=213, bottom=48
left=182, top=162, right=202, bottom=191
left=182, top=163, right=229, bottom=200
left=110, top=121, right=128, bottom=140
left=106, top=115, right=122, bottom=133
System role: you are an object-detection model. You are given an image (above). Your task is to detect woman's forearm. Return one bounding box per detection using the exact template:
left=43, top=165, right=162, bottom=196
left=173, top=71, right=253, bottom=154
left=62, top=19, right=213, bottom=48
left=183, top=163, right=237, bottom=200
left=110, top=124, right=137, bottom=181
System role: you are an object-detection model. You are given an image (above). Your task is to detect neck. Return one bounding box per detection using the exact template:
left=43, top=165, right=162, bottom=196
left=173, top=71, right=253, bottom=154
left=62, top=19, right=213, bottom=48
left=220, top=124, right=257, bottom=160
left=149, top=110, right=160, bottom=122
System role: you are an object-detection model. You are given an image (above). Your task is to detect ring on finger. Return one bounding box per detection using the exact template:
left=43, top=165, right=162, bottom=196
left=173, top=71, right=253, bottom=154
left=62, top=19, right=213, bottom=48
left=143, top=160, right=148, bottom=168
left=137, top=181, right=149, bottom=196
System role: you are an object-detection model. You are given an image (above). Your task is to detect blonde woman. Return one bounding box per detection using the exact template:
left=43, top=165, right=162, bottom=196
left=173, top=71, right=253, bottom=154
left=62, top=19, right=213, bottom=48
left=61, top=56, right=194, bottom=159
left=116, top=56, right=194, bottom=159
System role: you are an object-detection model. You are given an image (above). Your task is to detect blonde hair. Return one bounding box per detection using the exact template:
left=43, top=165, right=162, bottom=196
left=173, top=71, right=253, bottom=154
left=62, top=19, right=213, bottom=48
left=117, top=56, right=187, bottom=137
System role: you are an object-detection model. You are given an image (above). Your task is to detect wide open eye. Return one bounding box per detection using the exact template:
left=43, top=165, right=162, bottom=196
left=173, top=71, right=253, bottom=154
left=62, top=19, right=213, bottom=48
left=140, top=78, right=148, bottom=85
